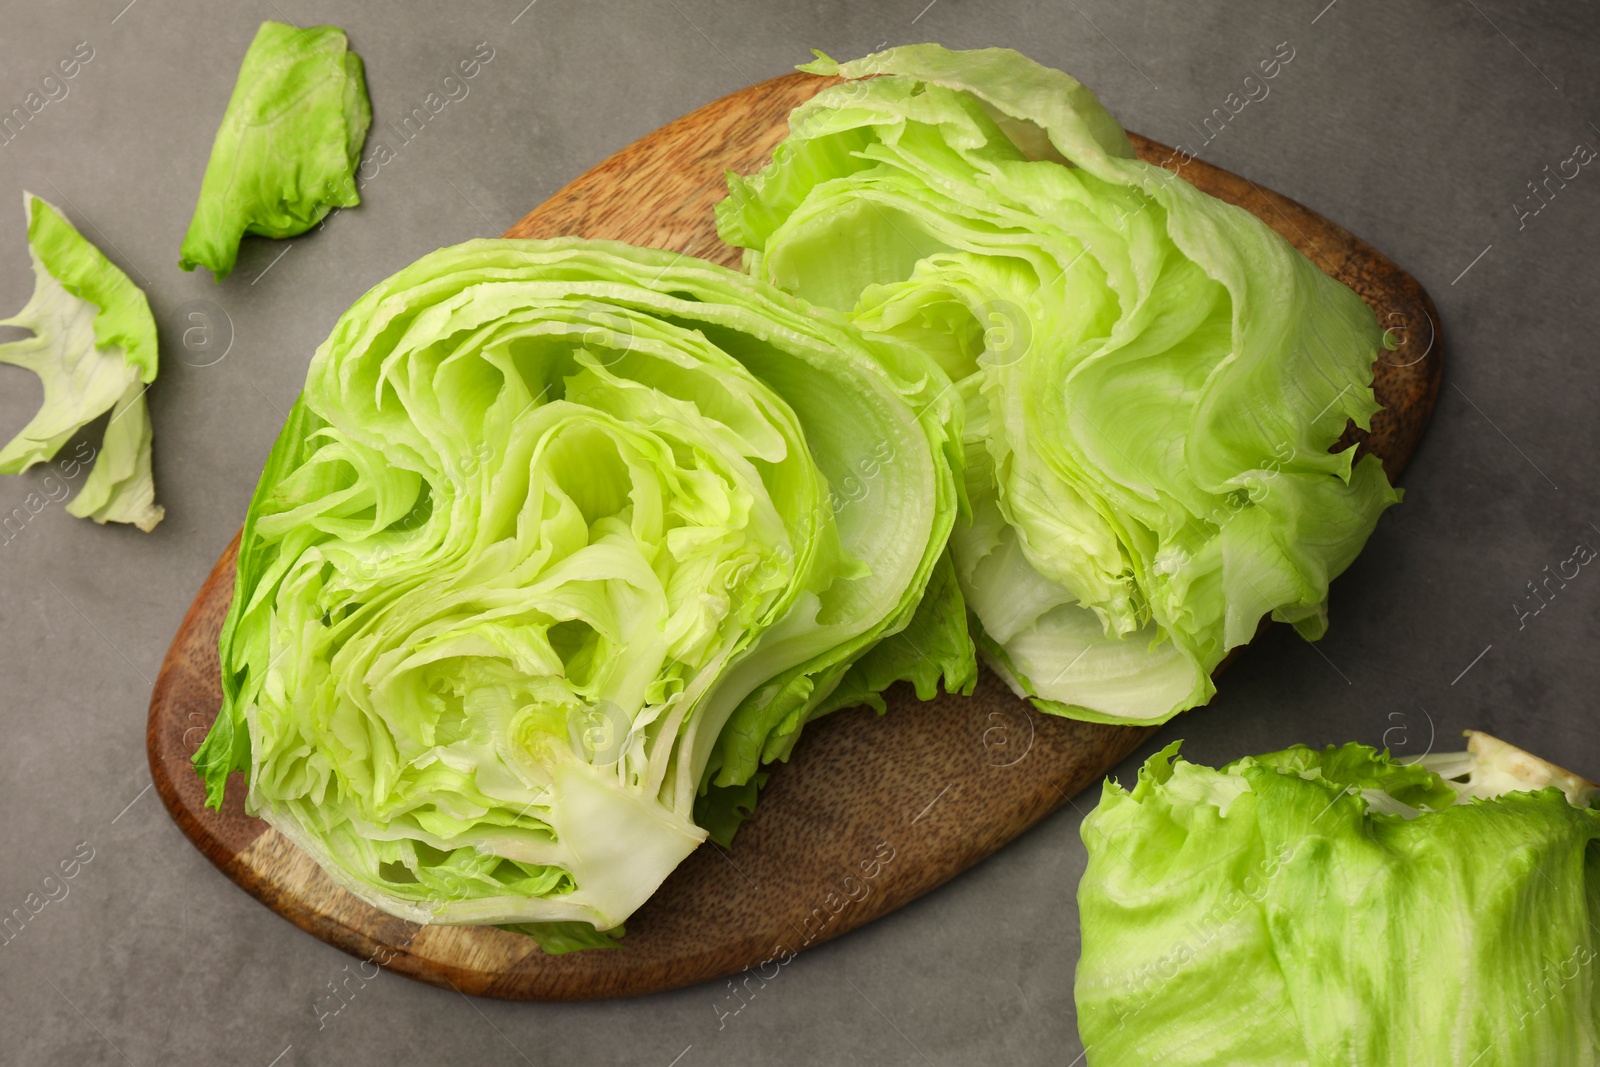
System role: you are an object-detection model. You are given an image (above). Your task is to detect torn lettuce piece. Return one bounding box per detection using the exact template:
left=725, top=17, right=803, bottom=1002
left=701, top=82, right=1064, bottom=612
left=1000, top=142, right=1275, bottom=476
left=717, top=45, right=1401, bottom=725
left=195, top=238, right=963, bottom=935
left=0, top=193, right=162, bottom=530
left=64, top=382, right=162, bottom=531
left=179, top=20, right=371, bottom=280
left=1077, top=733, right=1600, bottom=1066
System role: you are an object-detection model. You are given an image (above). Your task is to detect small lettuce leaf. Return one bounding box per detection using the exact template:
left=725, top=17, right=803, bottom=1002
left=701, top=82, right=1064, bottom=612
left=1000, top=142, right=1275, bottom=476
left=64, top=382, right=163, bottom=531
left=1077, top=736, right=1600, bottom=1065
left=0, top=193, right=161, bottom=530
left=179, top=21, right=370, bottom=280
left=718, top=45, right=1401, bottom=725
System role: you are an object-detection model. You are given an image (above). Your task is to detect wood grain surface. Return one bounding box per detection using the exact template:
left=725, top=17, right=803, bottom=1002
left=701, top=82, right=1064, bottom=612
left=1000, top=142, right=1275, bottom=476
left=148, top=71, right=1443, bottom=1001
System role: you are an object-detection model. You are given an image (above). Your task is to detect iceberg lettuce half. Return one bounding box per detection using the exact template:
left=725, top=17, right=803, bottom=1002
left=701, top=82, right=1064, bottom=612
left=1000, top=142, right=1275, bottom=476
left=194, top=238, right=967, bottom=935
left=717, top=45, right=1401, bottom=724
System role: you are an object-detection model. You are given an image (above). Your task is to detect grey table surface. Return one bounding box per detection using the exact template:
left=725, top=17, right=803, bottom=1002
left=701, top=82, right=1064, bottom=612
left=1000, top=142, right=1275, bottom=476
left=1, top=1, right=1596, bottom=1064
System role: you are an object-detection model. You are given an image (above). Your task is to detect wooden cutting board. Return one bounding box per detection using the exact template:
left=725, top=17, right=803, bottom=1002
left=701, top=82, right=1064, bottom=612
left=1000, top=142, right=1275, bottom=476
left=147, top=70, right=1443, bottom=1001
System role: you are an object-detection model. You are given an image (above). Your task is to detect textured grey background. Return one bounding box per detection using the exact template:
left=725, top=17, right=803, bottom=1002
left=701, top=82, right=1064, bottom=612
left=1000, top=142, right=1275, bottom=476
left=0, top=1, right=1595, bottom=1064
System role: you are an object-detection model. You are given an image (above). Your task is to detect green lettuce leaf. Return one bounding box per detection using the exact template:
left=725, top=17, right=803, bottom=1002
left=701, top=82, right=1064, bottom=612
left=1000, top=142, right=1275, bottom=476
left=179, top=21, right=370, bottom=280
left=693, top=553, right=978, bottom=846
left=498, top=919, right=625, bottom=955
left=717, top=45, right=1400, bottom=725
left=694, top=771, right=768, bottom=849
left=1077, top=733, right=1600, bottom=1065
left=695, top=553, right=975, bottom=848
left=0, top=193, right=162, bottom=530
left=195, top=238, right=962, bottom=933
left=811, top=549, right=976, bottom=719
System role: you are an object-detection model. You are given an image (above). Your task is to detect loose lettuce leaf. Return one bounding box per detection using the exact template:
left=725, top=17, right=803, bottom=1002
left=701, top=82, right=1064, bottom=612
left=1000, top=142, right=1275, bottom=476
left=64, top=382, right=162, bottom=530
left=718, top=45, right=1400, bottom=725
left=1077, top=735, right=1600, bottom=1065
left=196, top=238, right=962, bottom=936
left=179, top=21, right=370, bottom=280
left=0, top=193, right=162, bottom=530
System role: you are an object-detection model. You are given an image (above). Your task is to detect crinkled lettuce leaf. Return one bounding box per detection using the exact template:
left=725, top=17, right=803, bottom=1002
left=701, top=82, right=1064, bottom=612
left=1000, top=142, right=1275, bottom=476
left=694, top=552, right=977, bottom=846
left=179, top=20, right=370, bottom=280
left=717, top=45, right=1400, bottom=725
left=813, top=550, right=976, bottom=719
left=694, top=770, right=768, bottom=849
left=195, top=238, right=963, bottom=934
left=695, top=554, right=975, bottom=850
left=0, top=193, right=162, bottom=530
left=1077, top=734, right=1600, bottom=1065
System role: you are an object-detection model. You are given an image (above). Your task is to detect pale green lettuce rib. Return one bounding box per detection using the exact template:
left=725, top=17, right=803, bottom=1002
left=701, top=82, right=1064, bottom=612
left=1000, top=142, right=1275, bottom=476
left=0, top=193, right=162, bottom=531
left=717, top=45, right=1400, bottom=725
left=64, top=382, right=161, bottom=530
left=195, top=238, right=964, bottom=935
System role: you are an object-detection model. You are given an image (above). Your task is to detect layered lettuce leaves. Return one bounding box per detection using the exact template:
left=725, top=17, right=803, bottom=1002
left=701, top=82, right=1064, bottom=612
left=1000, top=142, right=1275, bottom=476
left=717, top=45, right=1400, bottom=724
left=1, top=192, right=162, bottom=530
left=194, top=238, right=967, bottom=935
left=1077, top=733, right=1600, bottom=1065
left=180, top=21, right=370, bottom=280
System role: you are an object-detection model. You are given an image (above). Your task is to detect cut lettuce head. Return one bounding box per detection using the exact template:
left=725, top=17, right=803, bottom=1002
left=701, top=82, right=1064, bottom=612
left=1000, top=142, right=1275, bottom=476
left=194, top=238, right=967, bottom=935
left=1077, top=733, right=1600, bottom=1066
left=1, top=192, right=162, bottom=531
left=717, top=45, right=1401, bottom=725
left=179, top=20, right=370, bottom=281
